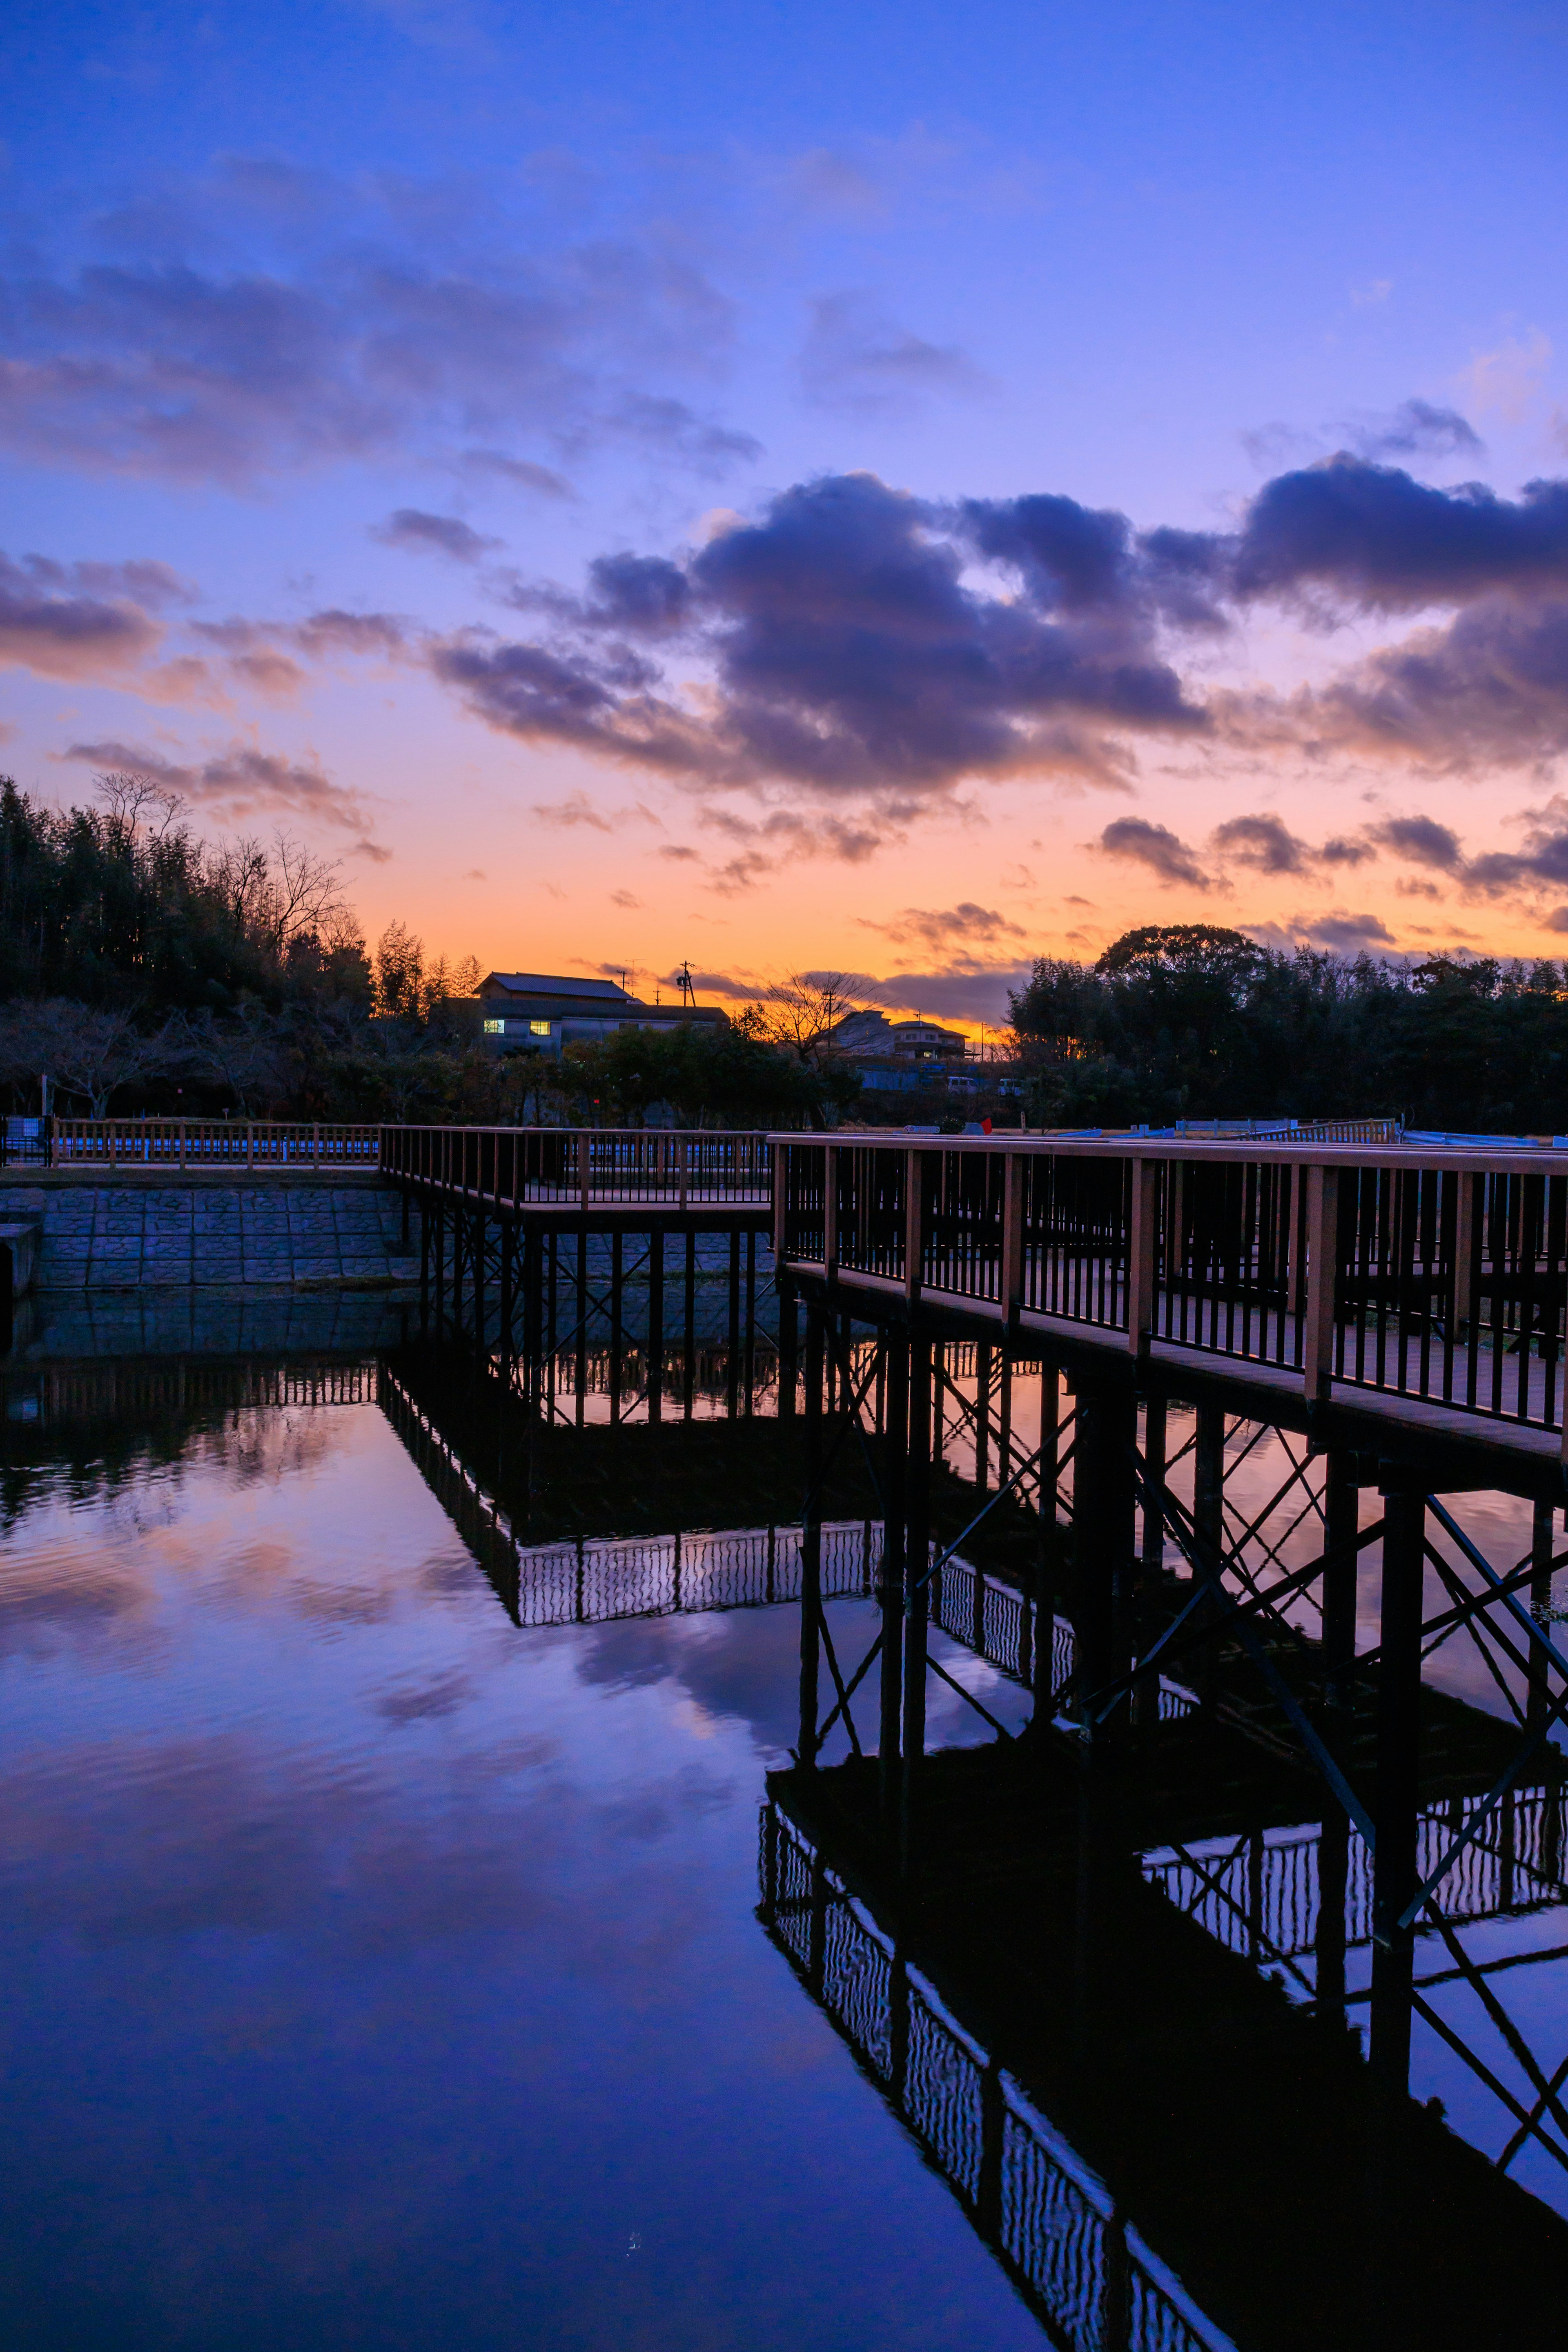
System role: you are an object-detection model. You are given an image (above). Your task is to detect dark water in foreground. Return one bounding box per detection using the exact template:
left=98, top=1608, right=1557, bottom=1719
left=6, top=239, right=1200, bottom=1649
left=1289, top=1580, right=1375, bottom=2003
left=0, top=1370, right=1043, bottom=2350
left=8, top=1309, right=1568, bottom=2348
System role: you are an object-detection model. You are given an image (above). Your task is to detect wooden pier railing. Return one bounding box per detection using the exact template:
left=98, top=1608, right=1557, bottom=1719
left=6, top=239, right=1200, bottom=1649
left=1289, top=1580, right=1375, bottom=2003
left=381, top=1124, right=771, bottom=1208
left=775, top=1133, right=1568, bottom=1446
left=46, top=1118, right=379, bottom=1167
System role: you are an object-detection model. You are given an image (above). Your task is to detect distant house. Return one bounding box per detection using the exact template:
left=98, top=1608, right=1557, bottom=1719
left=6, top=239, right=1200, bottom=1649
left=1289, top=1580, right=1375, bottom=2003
left=473, top=972, right=728, bottom=1059
left=830, top=1008, right=971, bottom=1076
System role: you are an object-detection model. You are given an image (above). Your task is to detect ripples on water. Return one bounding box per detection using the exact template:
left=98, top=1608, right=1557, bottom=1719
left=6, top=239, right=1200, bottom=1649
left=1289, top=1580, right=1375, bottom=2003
left=7, top=1327, right=1568, bottom=2348
left=0, top=1378, right=1041, bottom=2351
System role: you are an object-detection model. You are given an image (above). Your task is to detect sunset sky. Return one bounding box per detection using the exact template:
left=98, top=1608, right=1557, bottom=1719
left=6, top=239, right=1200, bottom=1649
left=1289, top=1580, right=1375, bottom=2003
left=3, top=0, right=1567, bottom=1028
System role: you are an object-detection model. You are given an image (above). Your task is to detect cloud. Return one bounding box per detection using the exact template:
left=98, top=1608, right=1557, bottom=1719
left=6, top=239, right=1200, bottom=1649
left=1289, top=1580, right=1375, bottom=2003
left=861, top=902, right=1026, bottom=950
left=609, top=889, right=641, bottom=908
left=1097, top=816, right=1213, bottom=889
left=59, top=737, right=371, bottom=831
left=1229, top=457, right=1568, bottom=611
left=1460, top=330, right=1552, bottom=423
left=459, top=448, right=576, bottom=499
left=1250, top=910, right=1399, bottom=953
left=185, top=606, right=411, bottom=701
left=1209, top=812, right=1313, bottom=874
left=0, top=160, right=753, bottom=485
left=371, top=509, right=502, bottom=562
left=858, top=962, right=1038, bottom=1022
left=0, top=550, right=164, bottom=683
left=1293, top=597, right=1568, bottom=770
left=428, top=456, right=1568, bottom=831
left=1368, top=814, right=1465, bottom=871
left=799, top=291, right=989, bottom=413
left=1346, top=399, right=1483, bottom=461
left=530, top=791, right=614, bottom=831
left=431, top=472, right=1207, bottom=813
left=354, top=838, right=395, bottom=862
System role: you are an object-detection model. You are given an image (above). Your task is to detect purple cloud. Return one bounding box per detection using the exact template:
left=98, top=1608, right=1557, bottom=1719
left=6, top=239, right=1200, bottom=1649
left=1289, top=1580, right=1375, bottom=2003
left=0, top=163, right=753, bottom=485
left=432, top=472, right=1207, bottom=806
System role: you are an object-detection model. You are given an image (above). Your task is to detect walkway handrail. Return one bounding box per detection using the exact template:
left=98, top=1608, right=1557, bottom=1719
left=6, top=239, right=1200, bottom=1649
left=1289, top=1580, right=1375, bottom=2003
left=773, top=1132, right=1568, bottom=1450
left=380, top=1123, right=772, bottom=1208
left=47, top=1118, right=379, bottom=1168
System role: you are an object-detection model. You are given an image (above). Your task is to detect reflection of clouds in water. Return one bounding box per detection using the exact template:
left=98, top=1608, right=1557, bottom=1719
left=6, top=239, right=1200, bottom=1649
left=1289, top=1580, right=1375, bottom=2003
left=376, top=1667, right=473, bottom=1722
left=0, top=1387, right=1049, bottom=2350
left=0, top=1556, right=149, bottom=1662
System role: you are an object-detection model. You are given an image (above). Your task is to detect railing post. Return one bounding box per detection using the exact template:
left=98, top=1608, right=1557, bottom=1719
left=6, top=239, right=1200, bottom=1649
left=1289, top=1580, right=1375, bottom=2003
left=578, top=1130, right=590, bottom=1211
left=678, top=1132, right=689, bottom=1212
left=771, top=1141, right=786, bottom=1261
left=1126, top=1154, right=1159, bottom=1353
left=1303, top=1164, right=1339, bottom=1403
left=904, top=1148, right=924, bottom=1304
left=1000, top=1149, right=1024, bottom=1326
left=179, top=1119, right=186, bottom=1171
left=1453, top=1168, right=1477, bottom=1344
left=823, top=1143, right=838, bottom=1280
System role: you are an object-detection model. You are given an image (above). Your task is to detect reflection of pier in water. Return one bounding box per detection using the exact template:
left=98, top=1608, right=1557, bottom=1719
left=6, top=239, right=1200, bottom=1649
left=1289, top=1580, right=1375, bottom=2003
left=766, top=1741, right=1568, bottom=2352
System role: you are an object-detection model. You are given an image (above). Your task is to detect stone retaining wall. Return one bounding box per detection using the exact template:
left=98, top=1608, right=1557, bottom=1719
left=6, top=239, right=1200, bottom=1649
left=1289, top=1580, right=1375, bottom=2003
left=0, top=1179, right=419, bottom=1290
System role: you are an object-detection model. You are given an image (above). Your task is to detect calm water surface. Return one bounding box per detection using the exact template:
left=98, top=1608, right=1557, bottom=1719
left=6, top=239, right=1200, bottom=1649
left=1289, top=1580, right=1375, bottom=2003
left=0, top=1374, right=1044, bottom=2350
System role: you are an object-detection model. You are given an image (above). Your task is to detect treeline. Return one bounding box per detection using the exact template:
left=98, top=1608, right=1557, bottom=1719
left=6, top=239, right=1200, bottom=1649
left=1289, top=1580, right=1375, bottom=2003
left=1010, top=925, right=1568, bottom=1134
left=0, top=776, right=854, bottom=1127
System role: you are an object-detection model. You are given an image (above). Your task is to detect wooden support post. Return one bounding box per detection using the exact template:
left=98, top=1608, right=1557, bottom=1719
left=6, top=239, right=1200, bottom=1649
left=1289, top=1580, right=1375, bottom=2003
left=726, top=1227, right=741, bottom=1419
left=1036, top=1359, right=1061, bottom=1706
left=497, top=1216, right=514, bottom=1368
left=777, top=1273, right=798, bottom=1420
left=1141, top=1393, right=1167, bottom=1574
left=522, top=1225, right=543, bottom=1413
left=1322, top=1452, right=1360, bottom=1711
left=610, top=1229, right=624, bottom=1423
left=1370, top=1483, right=1425, bottom=2097
left=744, top=1228, right=757, bottom=1416
left=975, top=1342, right=992, bottom=1495
left=880, top=1330, right=908, bottom=1810
left=472, top=1209, right=486, bottom=1356
left=1530, top=1495, right=1555, bottom=1728
left=902, top=1333, right=933, bottom=1783
left=1303, top=1164, right=1339, bottom=1402
left=683, top=1229, right=696, bottom=1419
left=1194, top=1404, right=1225, bottom=1566
left=578, top=1131, right=590, bottom=1211
left=678, top=1132, right=689, bottom=1214
left=800, top=1303, right=825, bottom=1767
left=647, top=1230, right=664, bottom=1424
left=1315, top=1807, right=1349, bottom=2026
left=575, top=1225, right=588, bottom=1429
left=1072, top=1376, right=1138, bottom=1733
left=1127, top=1155, right=1160, bottom=1353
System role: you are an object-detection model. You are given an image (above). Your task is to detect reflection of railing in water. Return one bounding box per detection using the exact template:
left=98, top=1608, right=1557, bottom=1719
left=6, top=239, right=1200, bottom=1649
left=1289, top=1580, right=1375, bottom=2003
left=1142, top=1784, right=1568, bottom=1962
left=383, top=1365, right=881, bottom=1624
left=761, top=1808, right=1227, bottom=2352
left=508, top=1521, right=877, bottom=1627
left=539, top=1344, right=780, bottom=1405
left=3, top=1359, right=379, bottom=1424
